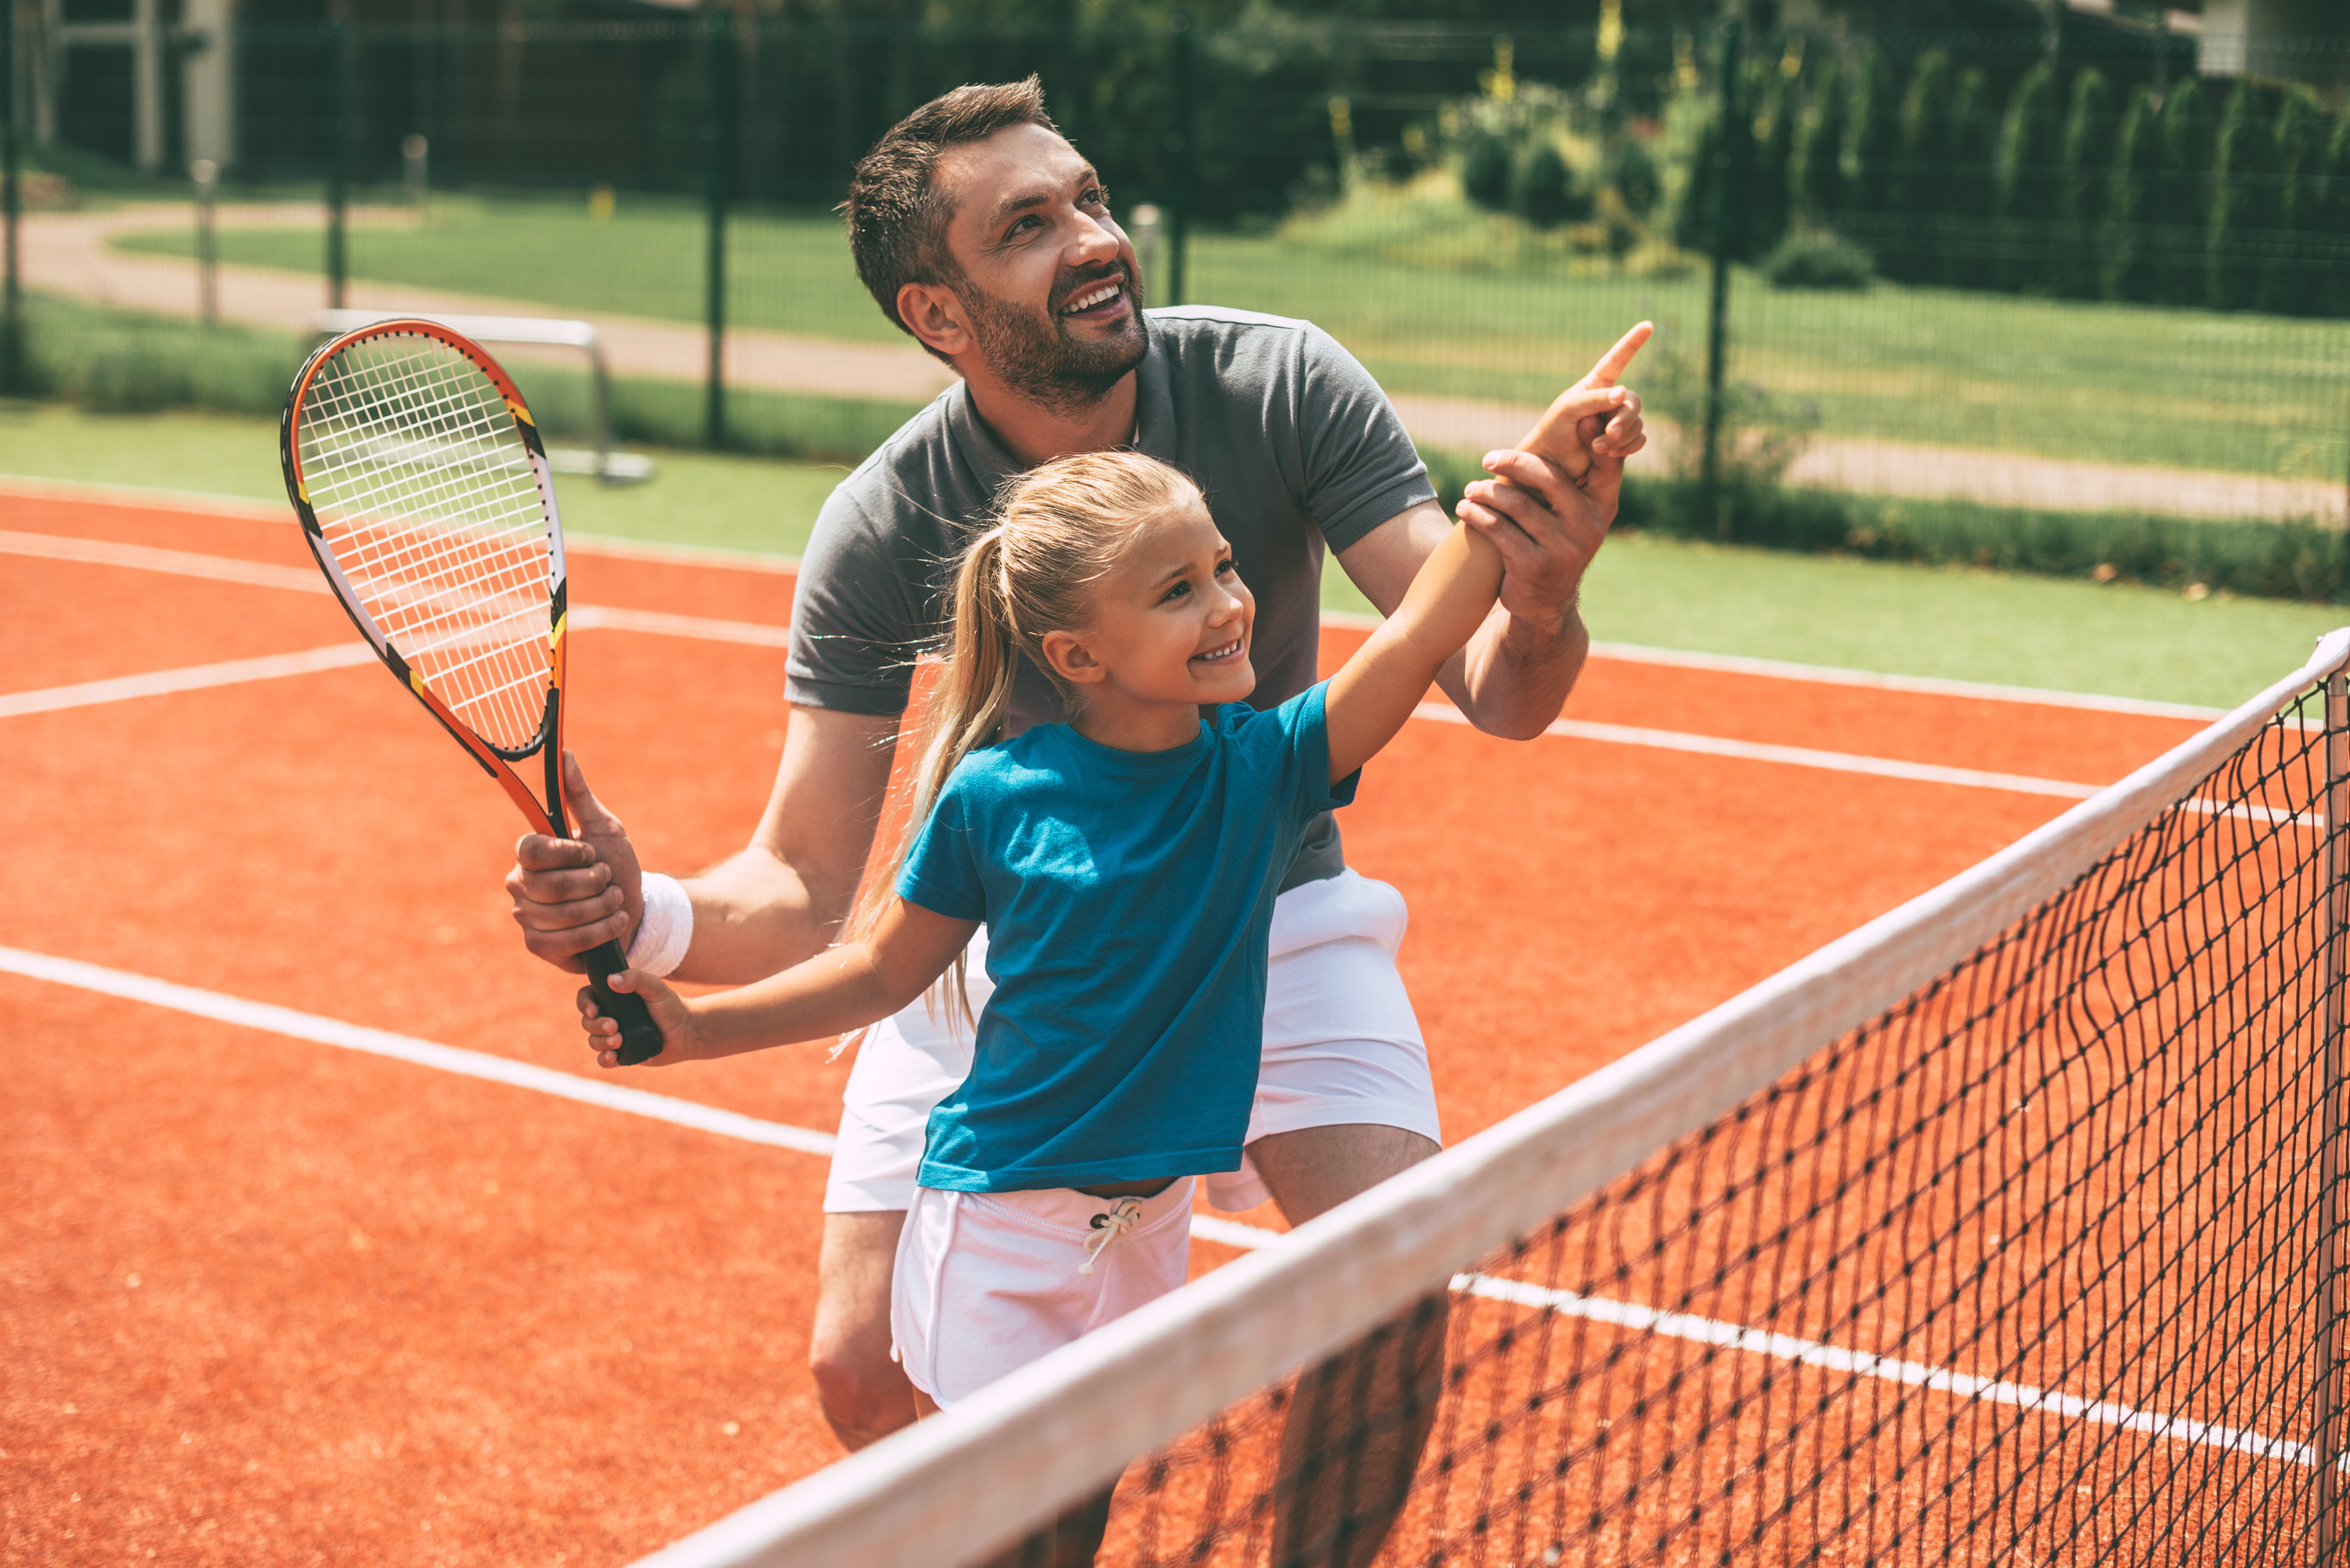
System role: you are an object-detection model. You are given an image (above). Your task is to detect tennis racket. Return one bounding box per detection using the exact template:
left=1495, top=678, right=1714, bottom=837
left=280, top=318, right=664, bottom=1065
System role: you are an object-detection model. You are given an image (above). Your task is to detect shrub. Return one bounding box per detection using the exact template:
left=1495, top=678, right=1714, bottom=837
left=1792, top=57, right=1846, bottom=223
left=2102, top=85, right=2161, bottom=303
left=1884, top=51, right=1953, bottom=284
left=1940, top=70, right=1998, bottom=290
left=2055, top=70, right=2114, bottom=299
left=2154, top=78, right=2208, bottom=306
left=2322, top=113, right=2350, bottom=319
left=1610, top=137, right=1661, bottom=218
left=2266, top=86, right=2325, bottom=316
left=1846, top=49, right=1901, bottom=219
left=1510, top=142, right=1581, bottom=229
left=1762, top=229, right=1875, bottom=290
left=1462, top=133, right=1513, bottom=212
left=1994, top=64, right=2061, bottom=291
left=1748, top=63, right=1796, bottom=258
left=2207, top=80, right=2276, bottom=312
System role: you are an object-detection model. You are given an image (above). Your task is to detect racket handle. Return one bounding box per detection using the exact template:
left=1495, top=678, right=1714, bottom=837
left=582, top=939, right=666, bottom=1066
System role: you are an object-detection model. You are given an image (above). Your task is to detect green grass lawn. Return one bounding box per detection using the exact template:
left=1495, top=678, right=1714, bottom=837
left=3, top=403, right=2332, bottom=710
left=118, top=193, right=2350, bottom=486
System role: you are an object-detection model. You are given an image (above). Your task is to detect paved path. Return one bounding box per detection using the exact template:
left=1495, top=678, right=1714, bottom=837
left=33, top=203, right=2345, bottom=526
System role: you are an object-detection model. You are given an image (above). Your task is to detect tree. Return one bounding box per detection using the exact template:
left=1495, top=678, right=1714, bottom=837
left=2055, top=69, right=2113, bottom=300
left=2265, top=87, right=2324, bottom=316
left=1885, top=49, right=1951, bottom=282
left=2101, top=84, right=2161, bottom=302
left=1941, top=68, right=1998, bottom=289
left=2153, top=78, right=2207, bottom=306
left=1993, top=63, right=2061, bottom=292
left=1793, top=56, right=1847, bottom=226
left=2207, top=81, right=2276, bottom=312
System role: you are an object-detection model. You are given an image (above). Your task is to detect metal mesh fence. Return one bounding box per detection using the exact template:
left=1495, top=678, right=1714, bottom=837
left=9, top=17, right=2350, bottom=580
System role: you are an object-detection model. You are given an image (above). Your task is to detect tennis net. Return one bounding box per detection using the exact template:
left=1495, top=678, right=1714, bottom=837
left=644, top=628, right=2350, bottom=1568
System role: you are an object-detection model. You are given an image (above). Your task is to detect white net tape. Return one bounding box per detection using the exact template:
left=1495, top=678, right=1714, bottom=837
left=298, top=331, right=555, bottom=753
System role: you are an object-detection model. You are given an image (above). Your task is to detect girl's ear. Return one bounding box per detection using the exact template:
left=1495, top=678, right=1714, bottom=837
left=1040, top=629, right=1105, bottom=685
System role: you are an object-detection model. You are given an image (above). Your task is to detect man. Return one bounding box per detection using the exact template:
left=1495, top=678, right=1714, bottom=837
left=508, top=77, right=1643, bottom=1560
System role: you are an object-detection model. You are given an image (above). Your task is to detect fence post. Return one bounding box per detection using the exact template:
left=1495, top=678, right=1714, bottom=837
left=703, top=5, right=732, bottom=451
left=1700, top=15, right=1741, bottom=540
left=1166, top=10, right=1192, bottom=308
left=2322, top=663, right=2350, bottom=1563
left=325, top=15, right=349, bottom=311
left=192, top=158, right=219, bottom=327
left=0, top=0, right=21, bottom=392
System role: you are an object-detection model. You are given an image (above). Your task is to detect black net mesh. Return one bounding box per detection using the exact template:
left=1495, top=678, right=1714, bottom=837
left=996, top=681, right=2345, bottom=1568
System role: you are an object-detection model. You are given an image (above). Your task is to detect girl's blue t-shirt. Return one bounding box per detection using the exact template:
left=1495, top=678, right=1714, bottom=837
left=894, top=681, right=1358, bottom=1193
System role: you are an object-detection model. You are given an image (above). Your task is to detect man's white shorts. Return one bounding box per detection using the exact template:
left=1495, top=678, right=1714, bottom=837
left=891, top=1178, right=1195, bottom=1408
left=824, top=869, right=1439, bottom=1215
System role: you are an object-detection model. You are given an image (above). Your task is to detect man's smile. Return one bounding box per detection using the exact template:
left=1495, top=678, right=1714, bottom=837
left=1058, top=276, right=1129, bottom=320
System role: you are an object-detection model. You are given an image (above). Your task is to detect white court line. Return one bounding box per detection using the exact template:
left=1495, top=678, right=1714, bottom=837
left=1582, top=640, right=2227, bottom=722
left=1452, top=1272, right=2325, bottom=1470
left=0, top=945, right=835, bottom=1157
left=0, top=528, right=327, bottom=591
left=569, top=603, right=793, bottom=648
left=0, top=508, right=2228, bottom=717
left=2, top=944, right=2306, bottom=1473
left=0, top=529, right=2221, bottom=804
left=0, top=644, right=375, bottom=718
left=1409, top=702, right=2102, bottom=800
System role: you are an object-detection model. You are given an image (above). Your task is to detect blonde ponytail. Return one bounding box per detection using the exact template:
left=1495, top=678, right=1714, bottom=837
left=836, top=449, right=1201, bottom=1049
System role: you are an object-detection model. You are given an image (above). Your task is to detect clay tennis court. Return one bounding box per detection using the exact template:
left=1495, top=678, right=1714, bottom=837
left=2, top=482, right=2216, bottom=1566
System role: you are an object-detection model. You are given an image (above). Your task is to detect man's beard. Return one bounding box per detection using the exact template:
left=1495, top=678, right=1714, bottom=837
left=956, top=269, right=1148, bottom=417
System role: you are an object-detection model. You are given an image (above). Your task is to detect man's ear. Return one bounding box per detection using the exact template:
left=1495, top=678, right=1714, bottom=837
left=1040, top=629, right=1105, bottom=686
left=898, top=281, right=973, bottom=360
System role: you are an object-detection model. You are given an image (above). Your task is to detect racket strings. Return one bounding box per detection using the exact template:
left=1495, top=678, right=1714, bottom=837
left=298, top=334, right=557, bottom=753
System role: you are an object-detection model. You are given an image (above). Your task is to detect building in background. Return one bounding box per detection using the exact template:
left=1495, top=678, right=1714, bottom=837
left=33, top=0, right=233, bottom=170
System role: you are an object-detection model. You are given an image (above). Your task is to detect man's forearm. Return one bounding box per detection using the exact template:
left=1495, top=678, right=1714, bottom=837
left=671, top=844, right=860, bottom=987
left=1448, top=599, right=1591, bottom=741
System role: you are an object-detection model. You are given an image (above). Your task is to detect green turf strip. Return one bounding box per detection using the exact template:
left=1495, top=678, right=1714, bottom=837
left=0, top=402, right=2331, bottom=711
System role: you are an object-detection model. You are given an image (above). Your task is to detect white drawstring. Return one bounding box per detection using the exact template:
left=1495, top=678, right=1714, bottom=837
left=1079, top=1196, right=1147, bottom=1276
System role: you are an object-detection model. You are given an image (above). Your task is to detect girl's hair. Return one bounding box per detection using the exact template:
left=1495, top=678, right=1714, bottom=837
left=838, top=449, right=1202, bottom=1044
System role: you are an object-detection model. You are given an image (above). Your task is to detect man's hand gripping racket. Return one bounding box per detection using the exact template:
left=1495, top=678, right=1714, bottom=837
left=280, top=318, right=666, bottom=1065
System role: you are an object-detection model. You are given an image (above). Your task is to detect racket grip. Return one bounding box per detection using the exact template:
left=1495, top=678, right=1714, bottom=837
left=582, top=939, right=666, bottom=1066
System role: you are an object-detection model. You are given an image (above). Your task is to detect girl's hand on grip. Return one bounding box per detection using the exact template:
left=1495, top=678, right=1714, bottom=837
left=579, top=968, right=696, bottom=1068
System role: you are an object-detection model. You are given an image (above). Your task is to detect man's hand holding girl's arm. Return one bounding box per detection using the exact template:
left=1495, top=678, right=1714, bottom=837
left=1336, top=323, right=1650, bottom=742
left=580, top=898, right=981, bottom=1070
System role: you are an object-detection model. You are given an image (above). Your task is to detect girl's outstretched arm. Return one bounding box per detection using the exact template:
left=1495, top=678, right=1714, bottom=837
left=1324, top=522, right=1504, bottom=782
left=578, top=897, right=979, bottom=1068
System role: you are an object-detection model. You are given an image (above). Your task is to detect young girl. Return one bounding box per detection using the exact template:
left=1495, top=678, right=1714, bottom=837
left=581, top=447, right=1499, bottom=1429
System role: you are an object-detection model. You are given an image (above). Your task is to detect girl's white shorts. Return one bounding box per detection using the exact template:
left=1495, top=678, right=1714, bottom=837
left=824, top=869, right=1439, bottom=1216
left=891, top=1177, right=1197, bottom=1408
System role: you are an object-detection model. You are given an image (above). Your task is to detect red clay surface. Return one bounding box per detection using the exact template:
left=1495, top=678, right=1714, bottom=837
left=1, top=495, right=2210, bottom=1566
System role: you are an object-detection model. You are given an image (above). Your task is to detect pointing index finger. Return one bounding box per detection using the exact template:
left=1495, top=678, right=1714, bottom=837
left=1581, top=320, right=1654, bottom=389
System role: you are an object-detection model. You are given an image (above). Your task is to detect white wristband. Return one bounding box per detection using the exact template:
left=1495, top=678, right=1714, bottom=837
left=624, top=873, right=694, bottom=978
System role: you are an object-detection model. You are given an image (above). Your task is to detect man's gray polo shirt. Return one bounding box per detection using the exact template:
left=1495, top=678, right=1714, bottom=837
left=785, top=305, right=1436, bottom=887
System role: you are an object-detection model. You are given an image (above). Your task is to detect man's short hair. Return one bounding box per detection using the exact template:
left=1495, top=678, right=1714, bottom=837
left=842, top=78, right=1061, bottom=345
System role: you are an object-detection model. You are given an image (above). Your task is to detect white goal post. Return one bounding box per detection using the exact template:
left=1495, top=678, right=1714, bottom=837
left=311, top=309, right=655, bottom=485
